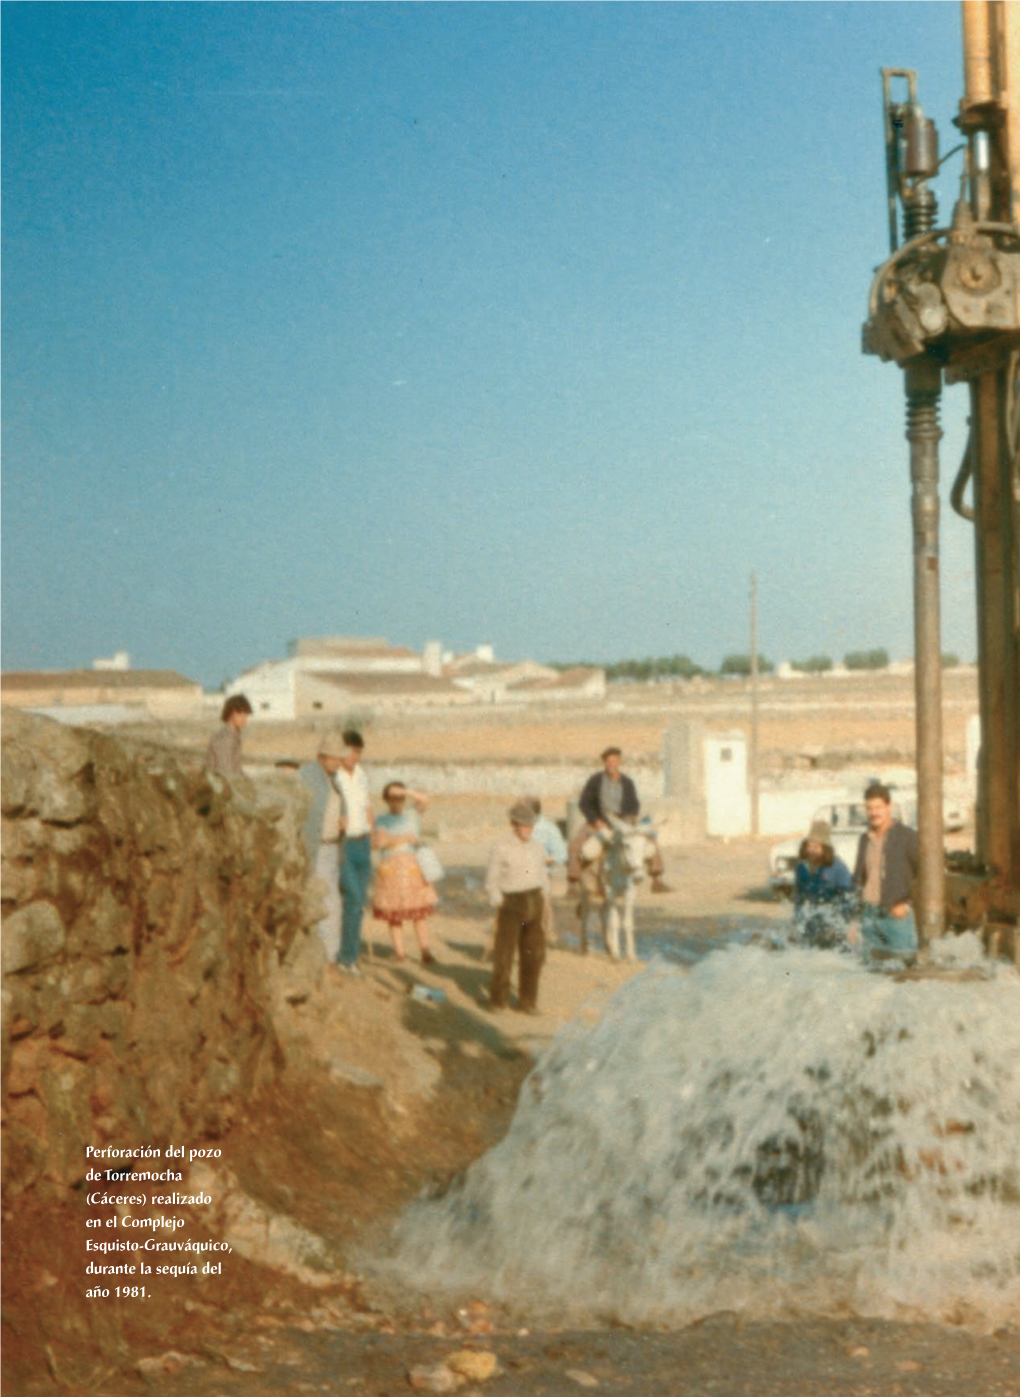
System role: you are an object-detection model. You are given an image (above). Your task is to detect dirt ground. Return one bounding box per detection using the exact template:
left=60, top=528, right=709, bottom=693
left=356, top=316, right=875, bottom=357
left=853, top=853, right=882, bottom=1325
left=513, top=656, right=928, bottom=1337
left=5, top=680, right=1007, bottom=1395
left=8, top=832, right=1019, bottom=1397
left=166, top=667, right=980, bottom=772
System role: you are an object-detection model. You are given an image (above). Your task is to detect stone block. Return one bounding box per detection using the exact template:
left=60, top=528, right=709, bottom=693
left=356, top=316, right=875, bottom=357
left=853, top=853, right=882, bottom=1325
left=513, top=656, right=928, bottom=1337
left=4, top=1035, right=53, bottom=1096
left=2, top=902, right=66, bottom=974
left=1, top=741, right=35, bottom=816
left=36, top=1057, right=93, bottom=1184
left=4, top=966, right=70, bottom=1038
left=1, top=1110, right=49, bottom=1200
left=7, top=742, right=90, bottom=824
left=71, top=952, right=133, bottom=1004
left=79, top=888, right=133, bottom=956
left=53, top=1004, right=105, bottom=1059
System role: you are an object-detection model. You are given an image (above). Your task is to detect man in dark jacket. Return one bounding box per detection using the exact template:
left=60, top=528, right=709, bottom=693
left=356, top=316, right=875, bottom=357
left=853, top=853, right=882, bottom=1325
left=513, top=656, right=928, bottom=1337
left=567, top=746, right=668, bottom=891
left=852, top=782, right=919, bottom=962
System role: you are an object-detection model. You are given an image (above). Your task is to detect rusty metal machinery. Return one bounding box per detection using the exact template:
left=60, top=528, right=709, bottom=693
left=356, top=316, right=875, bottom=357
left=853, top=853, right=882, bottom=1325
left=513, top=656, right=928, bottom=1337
left=862, top=0, right=1020, bottom=957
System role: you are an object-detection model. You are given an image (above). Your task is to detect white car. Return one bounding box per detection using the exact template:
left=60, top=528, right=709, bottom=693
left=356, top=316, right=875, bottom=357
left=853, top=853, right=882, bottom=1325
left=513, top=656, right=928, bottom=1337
left=767, top=792, right=966, bottom=897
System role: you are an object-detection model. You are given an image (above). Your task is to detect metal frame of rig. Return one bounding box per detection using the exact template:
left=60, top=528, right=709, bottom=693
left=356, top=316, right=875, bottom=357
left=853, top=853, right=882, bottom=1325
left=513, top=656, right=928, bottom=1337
left=862, top=0, right=1020, bottom=960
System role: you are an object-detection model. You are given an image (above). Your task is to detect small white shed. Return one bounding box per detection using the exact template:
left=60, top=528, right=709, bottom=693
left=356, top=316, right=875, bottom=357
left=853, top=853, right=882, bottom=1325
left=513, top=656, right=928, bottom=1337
left=704, top=732, right=752, bottom=838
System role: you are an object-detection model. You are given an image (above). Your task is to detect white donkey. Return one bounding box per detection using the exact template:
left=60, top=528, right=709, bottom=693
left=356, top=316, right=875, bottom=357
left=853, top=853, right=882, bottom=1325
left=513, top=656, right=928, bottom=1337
left=577, top=819, right=656, bottom=961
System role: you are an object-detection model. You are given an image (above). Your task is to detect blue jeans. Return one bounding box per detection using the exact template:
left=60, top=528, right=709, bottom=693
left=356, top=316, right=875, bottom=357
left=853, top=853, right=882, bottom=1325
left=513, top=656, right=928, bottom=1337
left=339, top=835, right=372, bottom=966
left=861, top=905, right=917, bottom=963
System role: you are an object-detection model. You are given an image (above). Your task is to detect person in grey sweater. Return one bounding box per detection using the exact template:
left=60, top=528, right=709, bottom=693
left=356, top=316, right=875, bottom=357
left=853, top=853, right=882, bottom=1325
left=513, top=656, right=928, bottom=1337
left=205, top=694, right=252, bottom=776
left=299, top=733, right=346, bottom=964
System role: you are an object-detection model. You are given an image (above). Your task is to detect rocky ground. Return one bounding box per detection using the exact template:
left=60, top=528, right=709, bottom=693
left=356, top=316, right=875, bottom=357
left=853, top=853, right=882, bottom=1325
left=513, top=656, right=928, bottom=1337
left=7, top=834, right=1018, bottom=1397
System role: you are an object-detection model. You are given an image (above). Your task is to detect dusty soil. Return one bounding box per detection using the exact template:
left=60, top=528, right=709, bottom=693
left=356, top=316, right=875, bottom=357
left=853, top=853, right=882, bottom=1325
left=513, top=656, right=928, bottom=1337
left=159, top=668, right=980, bottom=772
left=8, top=835, right=1019, bottom=1397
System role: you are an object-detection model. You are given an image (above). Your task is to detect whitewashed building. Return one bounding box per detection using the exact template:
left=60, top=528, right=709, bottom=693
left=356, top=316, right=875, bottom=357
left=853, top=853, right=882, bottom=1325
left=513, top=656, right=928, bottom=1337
left=229, top=637, right=469, bottom=719
left=228, top=637, right=606, bottom=718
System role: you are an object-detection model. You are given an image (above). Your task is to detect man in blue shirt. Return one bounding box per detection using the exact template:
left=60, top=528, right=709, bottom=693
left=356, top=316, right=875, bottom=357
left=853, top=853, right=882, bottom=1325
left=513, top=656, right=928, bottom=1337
left=524, top=796, right=567, bottom=947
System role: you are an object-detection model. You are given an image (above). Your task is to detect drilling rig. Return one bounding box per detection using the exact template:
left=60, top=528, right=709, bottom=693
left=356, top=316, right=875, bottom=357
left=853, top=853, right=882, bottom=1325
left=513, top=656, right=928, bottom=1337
left=862, top=0, right=1020, bottom=960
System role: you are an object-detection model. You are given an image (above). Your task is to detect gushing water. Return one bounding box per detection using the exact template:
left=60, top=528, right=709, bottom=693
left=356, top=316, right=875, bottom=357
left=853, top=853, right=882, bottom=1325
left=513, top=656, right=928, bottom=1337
left=385, top=936, right=1020, bottom=1327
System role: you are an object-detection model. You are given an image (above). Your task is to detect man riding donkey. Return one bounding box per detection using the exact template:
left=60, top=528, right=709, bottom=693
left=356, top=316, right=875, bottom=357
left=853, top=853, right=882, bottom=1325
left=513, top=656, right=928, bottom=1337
left=567, top=745, right=670, bottom=897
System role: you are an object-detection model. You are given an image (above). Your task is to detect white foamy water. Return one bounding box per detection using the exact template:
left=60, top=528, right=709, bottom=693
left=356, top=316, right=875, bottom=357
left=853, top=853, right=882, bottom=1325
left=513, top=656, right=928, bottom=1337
left=384, top=939, right=1020, bottom=1328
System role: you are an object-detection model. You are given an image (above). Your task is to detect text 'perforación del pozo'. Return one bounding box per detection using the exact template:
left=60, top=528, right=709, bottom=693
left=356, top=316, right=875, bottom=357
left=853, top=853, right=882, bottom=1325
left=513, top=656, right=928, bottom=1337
left=84, top=1144, right=232, bottom=1299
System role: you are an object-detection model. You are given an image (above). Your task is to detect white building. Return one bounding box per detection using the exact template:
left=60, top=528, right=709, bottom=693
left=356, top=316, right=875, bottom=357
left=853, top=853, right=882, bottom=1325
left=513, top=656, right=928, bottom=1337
left=92, top=650, right=131, bottom=672
left=501, top=666, right=607, bottom=704
left=228, top=637, right=605, bottom=718
left=229, top=637, right=428, bottom=719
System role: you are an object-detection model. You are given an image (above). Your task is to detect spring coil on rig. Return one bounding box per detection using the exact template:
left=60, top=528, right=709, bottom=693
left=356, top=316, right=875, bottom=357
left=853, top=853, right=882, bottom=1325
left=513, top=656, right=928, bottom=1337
left=906, top=392, right=941, bottom=442
left=903, top=186, right=938, bottom=242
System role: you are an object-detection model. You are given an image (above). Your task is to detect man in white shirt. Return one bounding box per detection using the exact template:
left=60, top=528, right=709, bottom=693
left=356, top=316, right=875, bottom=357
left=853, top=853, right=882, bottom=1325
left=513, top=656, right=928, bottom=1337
left=485, top=801, right=550, bottom=1014
left=335, top=729, right=374, bottom=973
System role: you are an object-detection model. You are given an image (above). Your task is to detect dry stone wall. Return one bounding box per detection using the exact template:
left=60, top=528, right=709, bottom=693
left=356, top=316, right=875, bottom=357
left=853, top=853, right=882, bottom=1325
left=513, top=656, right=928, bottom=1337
left=1, top=710, right=313, bottom=1206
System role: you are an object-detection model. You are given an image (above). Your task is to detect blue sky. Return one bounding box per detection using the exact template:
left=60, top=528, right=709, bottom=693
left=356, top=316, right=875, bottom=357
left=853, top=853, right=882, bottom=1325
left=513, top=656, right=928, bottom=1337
left=2, top=2, right=977, bottom=687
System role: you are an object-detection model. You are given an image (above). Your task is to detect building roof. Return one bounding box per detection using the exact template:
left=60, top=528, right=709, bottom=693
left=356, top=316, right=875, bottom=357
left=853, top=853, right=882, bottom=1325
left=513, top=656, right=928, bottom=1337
left=443, top=657, right=503, bottom=676
left=290, top=637, right=418, bottom=659
left=507, top=666, right=603, bottom=692
left=303, top=671, right=461, bottom=695
left=1, top=669, right=200, bottom=691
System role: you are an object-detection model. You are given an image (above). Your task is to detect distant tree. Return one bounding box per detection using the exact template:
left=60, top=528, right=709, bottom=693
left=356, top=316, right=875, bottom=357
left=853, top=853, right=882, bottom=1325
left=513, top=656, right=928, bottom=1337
left=655, top=653, right=704, bottom=680
left=719, top=653, right=774, bottom=676
left=844, top=648, right=890, bottom=671
left=790, top=655, right=833, bottom=673
left=941, top=652, right=960, bottom=668
left=591, top=654, right=707, bottom=683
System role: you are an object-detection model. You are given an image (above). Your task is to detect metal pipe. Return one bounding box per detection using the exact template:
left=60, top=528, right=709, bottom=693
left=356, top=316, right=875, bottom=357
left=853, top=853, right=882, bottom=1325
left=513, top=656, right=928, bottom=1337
left=962, top=0, right=994, bottom=107
left=749, top=571, right=760, bottom=838
left=904, top=360, right=946, bottom=944
left=972, top=131, right=993, bottom=220
left=997, top=1, right=1020, bottom=225
left=970, top=368, right=1020, bottom=902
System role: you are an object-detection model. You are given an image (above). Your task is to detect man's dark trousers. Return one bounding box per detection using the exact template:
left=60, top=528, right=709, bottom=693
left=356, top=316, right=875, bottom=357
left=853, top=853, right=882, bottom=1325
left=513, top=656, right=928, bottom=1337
left=491, top=888, right=546, bottom=1011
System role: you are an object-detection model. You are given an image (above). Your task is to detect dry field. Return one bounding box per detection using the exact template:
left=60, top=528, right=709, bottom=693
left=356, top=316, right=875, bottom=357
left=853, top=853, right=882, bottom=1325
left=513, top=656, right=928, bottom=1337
left=229, top=667, right=978, bottom=771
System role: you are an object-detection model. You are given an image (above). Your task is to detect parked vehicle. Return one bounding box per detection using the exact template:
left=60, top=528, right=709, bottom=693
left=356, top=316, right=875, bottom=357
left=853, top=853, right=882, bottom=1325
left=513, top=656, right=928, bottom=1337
left=768, top=792, right=966, bottom=898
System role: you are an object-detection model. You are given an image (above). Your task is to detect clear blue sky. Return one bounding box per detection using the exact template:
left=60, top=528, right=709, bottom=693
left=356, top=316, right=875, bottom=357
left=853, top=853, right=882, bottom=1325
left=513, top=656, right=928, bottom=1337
left=2, top=2, right=977, bottom=688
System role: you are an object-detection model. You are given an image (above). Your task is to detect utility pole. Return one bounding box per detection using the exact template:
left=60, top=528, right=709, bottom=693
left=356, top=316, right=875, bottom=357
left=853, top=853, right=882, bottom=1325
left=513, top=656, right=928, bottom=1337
left=750, top=570, right=760, bottom=837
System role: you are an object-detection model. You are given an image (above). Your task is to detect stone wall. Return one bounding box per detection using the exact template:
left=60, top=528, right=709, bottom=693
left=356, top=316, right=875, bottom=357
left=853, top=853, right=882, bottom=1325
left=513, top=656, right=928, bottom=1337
left=1, top=711, right=312, bottom=1207
left=360, top=759, right=662, bottom=799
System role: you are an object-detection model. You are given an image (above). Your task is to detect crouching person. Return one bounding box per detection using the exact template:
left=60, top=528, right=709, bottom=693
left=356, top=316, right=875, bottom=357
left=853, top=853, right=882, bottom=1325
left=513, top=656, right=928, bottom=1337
left=793, top=819, right=854, bottom=948
left=485, top=800, right=550, bottom=1014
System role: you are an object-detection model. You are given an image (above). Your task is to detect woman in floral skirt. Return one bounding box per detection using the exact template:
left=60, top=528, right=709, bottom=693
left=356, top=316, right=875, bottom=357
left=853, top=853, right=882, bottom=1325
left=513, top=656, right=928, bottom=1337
left=371, top=782, right=439, bottom=964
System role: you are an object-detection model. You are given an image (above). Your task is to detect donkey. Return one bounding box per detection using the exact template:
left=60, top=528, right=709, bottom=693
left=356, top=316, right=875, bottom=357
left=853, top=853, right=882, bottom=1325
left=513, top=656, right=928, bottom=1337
left=577, top=821, right=655, bottom=961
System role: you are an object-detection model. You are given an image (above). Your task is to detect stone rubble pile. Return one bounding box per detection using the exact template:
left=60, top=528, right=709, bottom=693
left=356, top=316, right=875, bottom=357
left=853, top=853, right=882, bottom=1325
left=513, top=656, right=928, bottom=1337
left=1, top=710, right=313, bottom=1207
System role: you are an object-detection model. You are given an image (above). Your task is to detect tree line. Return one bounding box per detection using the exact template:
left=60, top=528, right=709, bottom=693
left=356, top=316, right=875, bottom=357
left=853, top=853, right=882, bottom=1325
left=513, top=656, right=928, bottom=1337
left=553, top=648, right=961, bottom=682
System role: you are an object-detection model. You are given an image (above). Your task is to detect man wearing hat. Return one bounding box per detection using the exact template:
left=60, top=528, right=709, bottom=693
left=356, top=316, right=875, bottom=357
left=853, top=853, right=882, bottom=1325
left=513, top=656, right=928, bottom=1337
left=484, top=801, right=550, bottom=1013
left=300, top=733, right=348, bottom=963
left=567, top=746, right=669, bottom=892
left=793, top=818, right=854, bottom=947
